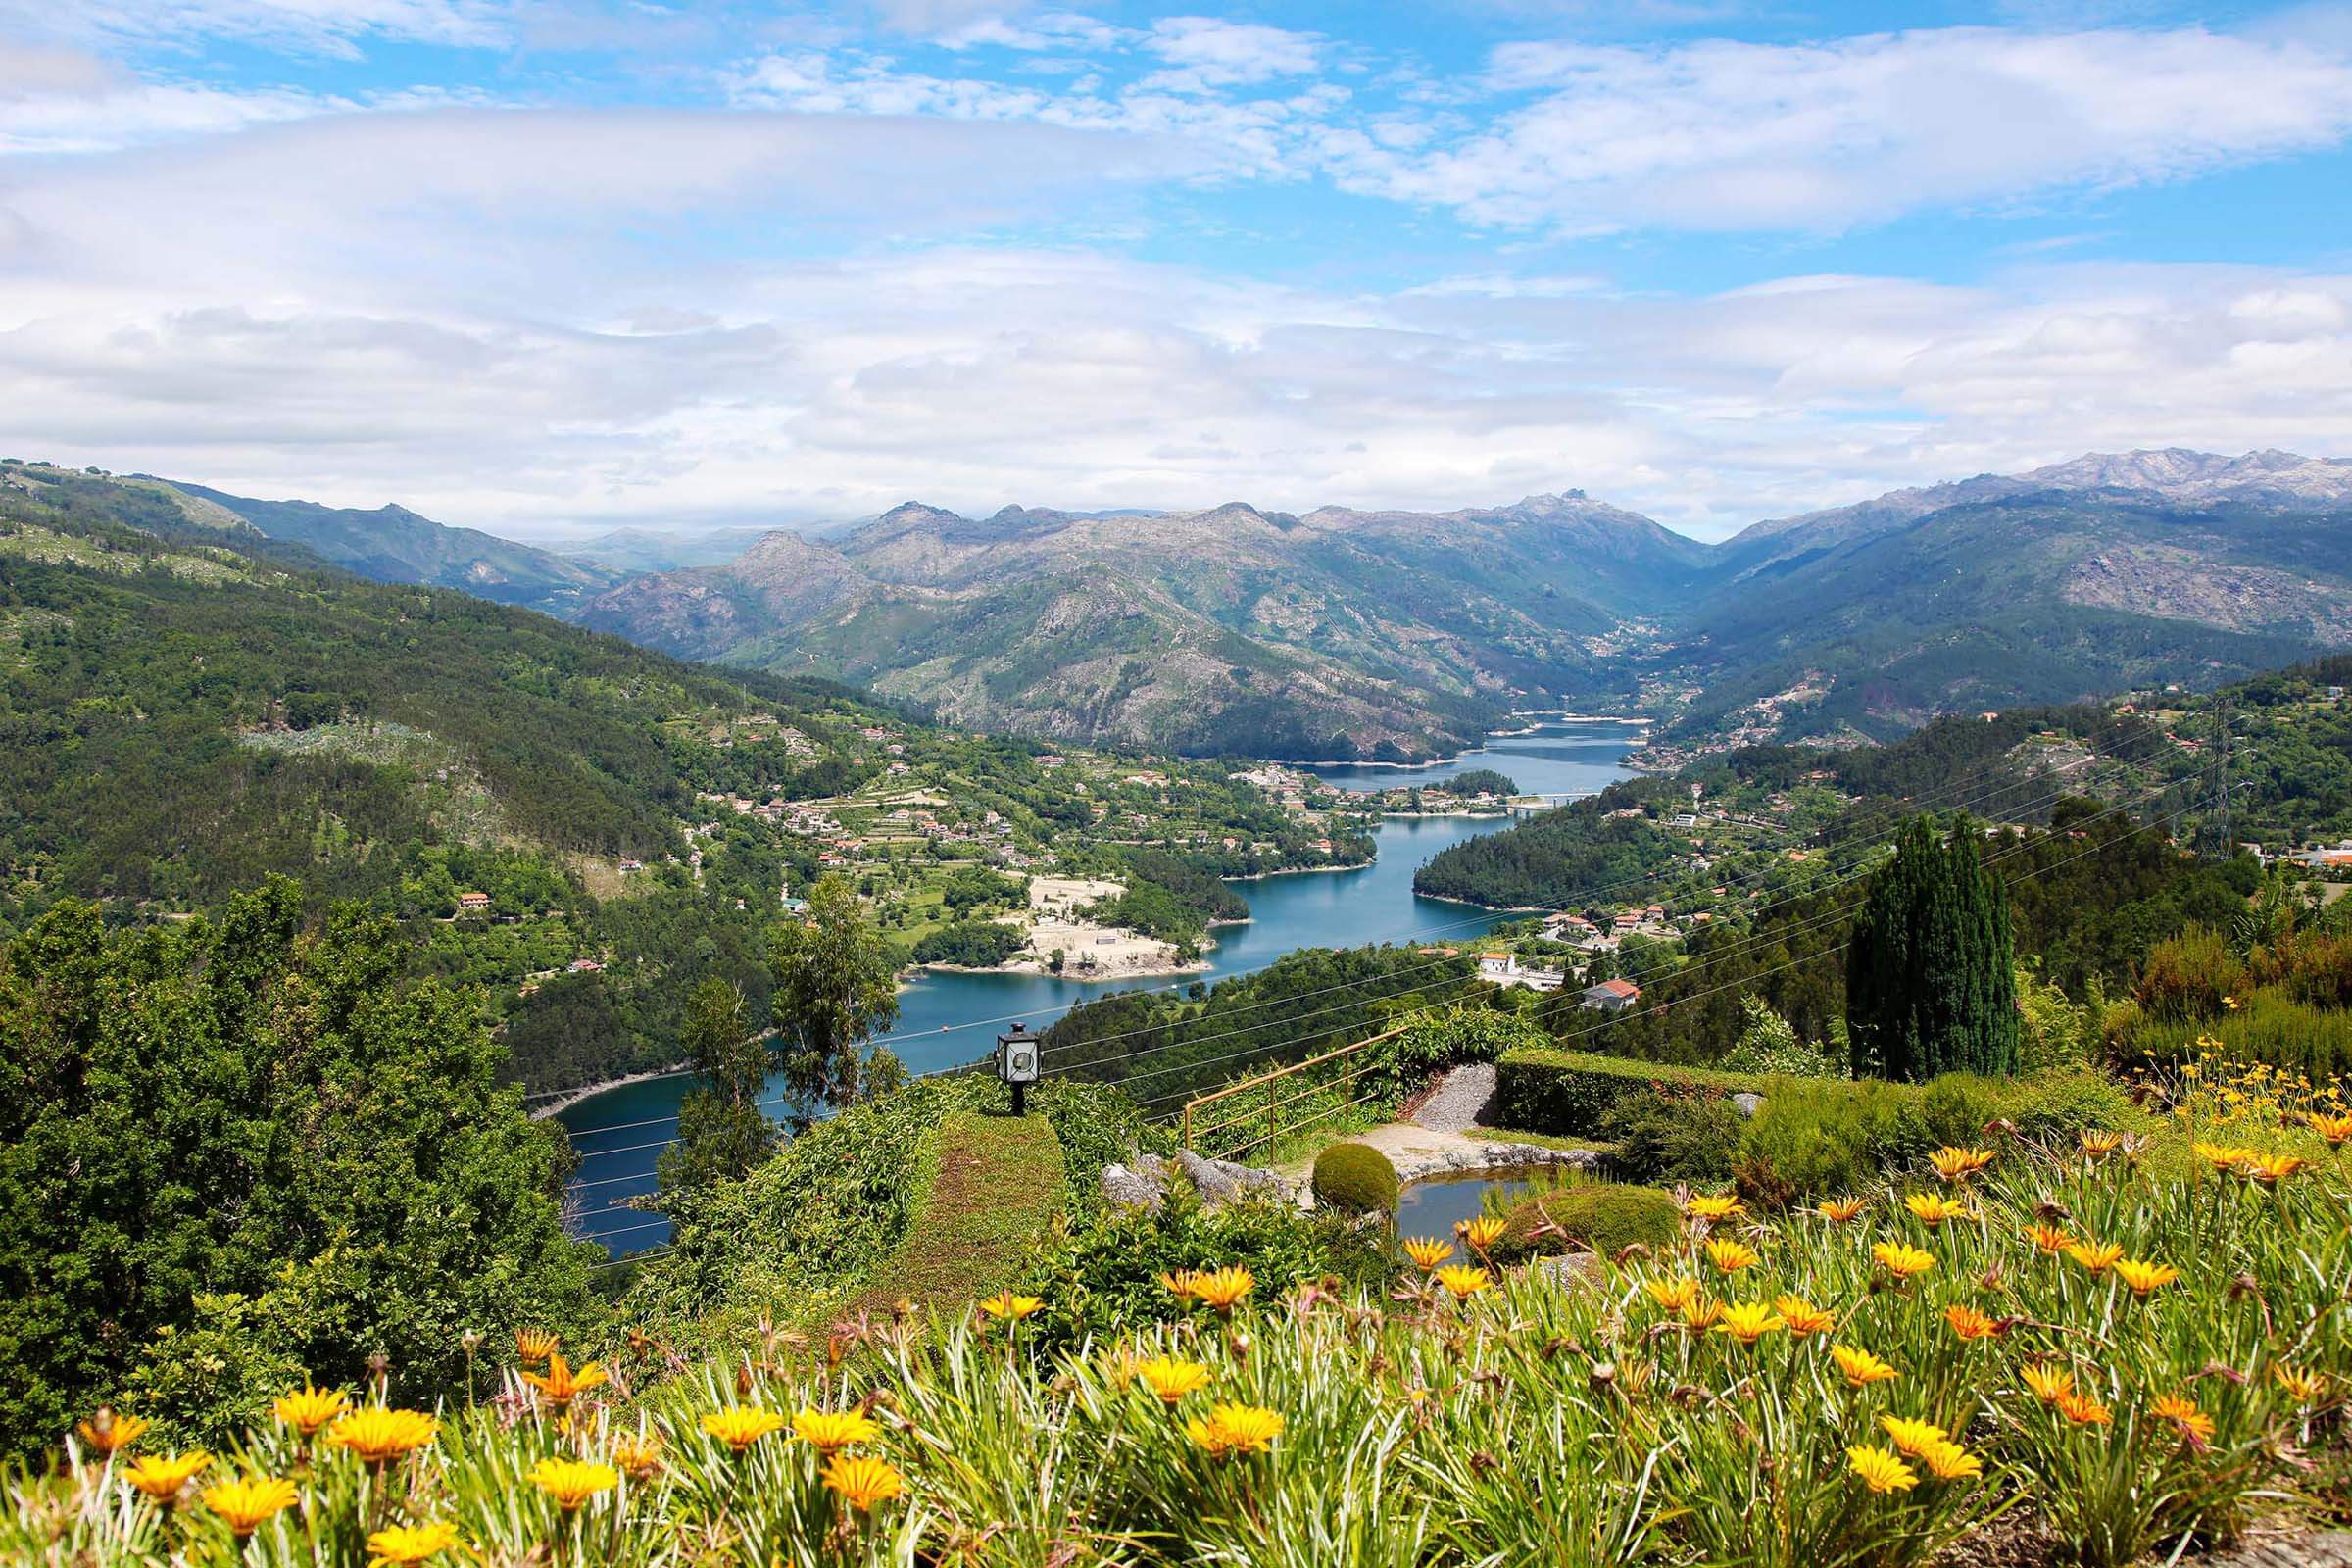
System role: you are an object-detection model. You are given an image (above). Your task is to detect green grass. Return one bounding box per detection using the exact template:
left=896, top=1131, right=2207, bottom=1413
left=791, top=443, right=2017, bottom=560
left=847, top=1109, right=1066, bottom=1318
left=1469, top=1124, right=1620, bottom=1156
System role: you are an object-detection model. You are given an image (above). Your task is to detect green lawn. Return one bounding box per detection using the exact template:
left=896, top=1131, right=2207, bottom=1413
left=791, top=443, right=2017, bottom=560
left=849, top=1109, right=1066, bottom=1318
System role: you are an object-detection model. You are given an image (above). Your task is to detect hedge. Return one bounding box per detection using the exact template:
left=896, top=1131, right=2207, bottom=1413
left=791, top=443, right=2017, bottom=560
left=1495, top=1048, right=1768, bottom=1138
left=1312, top=1142, right=1400, bottom=1216
left=1491, top=1181, right=1680, bottom=1263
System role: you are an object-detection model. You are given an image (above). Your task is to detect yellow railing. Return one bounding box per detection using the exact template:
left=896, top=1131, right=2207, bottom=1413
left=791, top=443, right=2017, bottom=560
left=1180, top=1021, right=1409, bottom=1159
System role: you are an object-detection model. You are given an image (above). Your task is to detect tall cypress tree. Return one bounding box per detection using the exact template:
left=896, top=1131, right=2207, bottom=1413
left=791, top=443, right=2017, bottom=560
left=1846, top=816, right=2019, bottom=1081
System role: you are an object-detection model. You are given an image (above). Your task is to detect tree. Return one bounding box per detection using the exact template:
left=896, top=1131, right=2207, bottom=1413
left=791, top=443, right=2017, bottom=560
left=768, top=875, right=902, bottom=1131
left=0, top=879, right=598, bottom=1457
left=657, top=979, right=773, bottom=1195
left=1845, top=817, right=2020, bottom=1081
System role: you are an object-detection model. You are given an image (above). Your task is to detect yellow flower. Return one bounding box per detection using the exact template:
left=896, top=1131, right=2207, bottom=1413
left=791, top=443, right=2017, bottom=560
left=2058, top=1392, right=2113, bottom=1427
left=1847, top=1446, right=1919, bottom=1494
left=2064, top=1240, right=2123, bottom=1276
left=2309, top=1111, right=2352, bottom=1147
left=1159, top=1269, right=1200, bottom=1301
left=1185, top=1402, right=1285, bottom=1458
left=1458, top=1216, right=1507, bottom=1253
left=1401, top=1237, right=1454, bottom=1272
left=822, top=1453, right=906, bottom=1513
left=528, top=1457, right=617, bottom=1513
left=1815, top=1196, right=1868, bottom=1223
left=200, top=1475, right=300, bottom=1538
left=1684, top=1194, right=1745, bottom=1222
left=74, top=1410, right=149, bottom=1456
left=1832, top=1345, right=1899, bottom=1387
left=700, top=1406, right=788, bottom=1452
left=2274, top=1364, right=2328, bottom=1403
left=2023, top=1222, right=2074, bottom=1255
left=610, top=1432, right=662, bottom=1481
left=1878, top=1415, right=1947, bottom=1456
left=271, top=1385, right=350, bottom=1439
left=2112, top=1258, right=2179, bottom=1298
left=2078, top=1129, right=2125, bottom=1158
left=1943, top=1304, right=2006, bottom=1343
left=1920, top=1439, right=1984, bottom=1482
left=1713, top=1302, right=1785, bottom=1347
left=1904, top=1193, right=1972, bottom=1227
left=368, top=1521, right=463, bottom=1566
left=514, top=1328, right=560, bottom=1363
left=1433, top=1264, right=1494, bottom=1299
left=329, top=1408, right=437, bottom=1467
left=520, top=1352, right=609, bottom=1409
left=978, top=1293, right=1044, bottom=1322
left=1136, top=1357, right=1214, bottom=1406
left=2246, top=1152, right=2311, bottom=1186
left=122, top=1451, right=211, bottom=1503
left=792, top=1407, right=882, bottom=1454
left=1188, top=1267, right=1255, bottom=1315
left=1774, top=1294, right=1837, bottom=1338
left=2153, top=1393, right=2216, bottom=1445
left=1679, top=1295, right=1724, bottom=1331
left=1873, top=1242, right=1935, bottom=1280
left=1644, top=1276, right=1701, bottom=1312
left=2193, top=1142, right=2254, bottom=1174
left=2020, top=1364, right=2075, bottom=1404
left=1704, top=1238, right=1759, bottom=1273
left=1928, top=1146, right=1994, bottom=1183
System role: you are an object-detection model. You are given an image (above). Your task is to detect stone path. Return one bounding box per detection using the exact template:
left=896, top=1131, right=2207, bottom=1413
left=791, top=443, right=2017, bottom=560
left=2202, top=1530, right=2352, bottom=1568
left=1410, top=1062, right=1497, bottom=1134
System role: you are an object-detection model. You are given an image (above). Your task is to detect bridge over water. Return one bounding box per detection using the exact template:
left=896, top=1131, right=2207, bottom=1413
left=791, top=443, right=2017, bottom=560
left=1503, top=791, right=1595, bottom=817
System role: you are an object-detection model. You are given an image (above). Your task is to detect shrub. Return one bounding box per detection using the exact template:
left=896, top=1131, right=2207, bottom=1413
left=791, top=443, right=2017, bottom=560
left=1494, top=1048, right=1765, bottom=1137
left=1022, top=1186, right=1390, bottom=1348
left=2125, top=988, right=2352, bottom=1081
left=1595, top=1091, right=1745, bottom=1186
left=1489, top=1180, right=1679, bottom=1262
left=1733, top=1077, right=1939, bottom=1209
left=2001, top=1069, right=2136, bottom=1146
left=1718, top=995, right=1843, bottom=1079
left=2134, top=925, right=2245, bottom=1021
left=1312, top=1142, right=1399, bottom=1216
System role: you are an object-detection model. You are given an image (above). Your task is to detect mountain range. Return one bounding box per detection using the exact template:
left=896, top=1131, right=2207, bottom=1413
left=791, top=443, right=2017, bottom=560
left=73, top=447, right=2352, bottom=760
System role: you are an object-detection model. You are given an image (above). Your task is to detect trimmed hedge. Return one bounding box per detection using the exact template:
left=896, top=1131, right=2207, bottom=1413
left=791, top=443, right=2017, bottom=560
left=1311, top=1142, right=1400, bottom=1216
left=1491, top=1181, right=1679, bottom=1263
left=1495, top=1048, right=1768, bottom=1138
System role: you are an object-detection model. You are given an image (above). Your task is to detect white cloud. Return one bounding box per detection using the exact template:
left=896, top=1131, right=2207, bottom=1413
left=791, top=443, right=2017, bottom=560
left=2, top=0, right=516, bottom=58
left=1139, top=17, right=1322, bottom=92
left=1333, top=25, right=2352, bottom=231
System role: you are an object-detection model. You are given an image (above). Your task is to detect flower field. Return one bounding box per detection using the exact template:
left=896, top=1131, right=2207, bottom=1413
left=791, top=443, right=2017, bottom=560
left=11, top=1119, right=2352, bottom=1566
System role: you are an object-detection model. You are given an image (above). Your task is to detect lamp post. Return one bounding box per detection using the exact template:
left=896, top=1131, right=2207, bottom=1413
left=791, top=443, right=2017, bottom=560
left=997, top=1022, right=1039, bottom=1116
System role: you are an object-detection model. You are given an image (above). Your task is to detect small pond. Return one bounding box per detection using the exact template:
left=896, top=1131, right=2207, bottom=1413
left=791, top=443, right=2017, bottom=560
left=1392, top=1167, right=1544, bottom=1240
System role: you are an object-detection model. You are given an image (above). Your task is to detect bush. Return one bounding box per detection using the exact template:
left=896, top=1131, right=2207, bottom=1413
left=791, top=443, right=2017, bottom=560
left=2124, top=988, right=2352, bottom=1081
left=1022, top=1186, right=1391, bottom=1348
left=1312, top=1142, right=1400, bottom=1216
left=1495, top=1048, right=1766, bottom=1137
left=1596, top=1091, right=1746, bottom=1186
left=1718, top=995, right=1843, bottom=1079
left=2134, top=926, right=2245, bottom=1022
left=910, top=920, right=1029, bottom=968
left=1489, top=1180, right=1679, bottom=1262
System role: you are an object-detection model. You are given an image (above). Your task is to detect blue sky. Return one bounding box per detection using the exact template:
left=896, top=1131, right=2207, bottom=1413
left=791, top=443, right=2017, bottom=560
left=3, top=0, right=2351, bottom=537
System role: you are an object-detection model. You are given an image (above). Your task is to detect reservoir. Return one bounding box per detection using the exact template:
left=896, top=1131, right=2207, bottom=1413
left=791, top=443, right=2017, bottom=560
left=559, top=717, right=1642, bottom=1253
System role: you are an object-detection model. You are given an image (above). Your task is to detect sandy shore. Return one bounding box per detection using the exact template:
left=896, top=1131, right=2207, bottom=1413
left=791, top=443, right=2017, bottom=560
left=526, top=1061, right=691, bottom=1121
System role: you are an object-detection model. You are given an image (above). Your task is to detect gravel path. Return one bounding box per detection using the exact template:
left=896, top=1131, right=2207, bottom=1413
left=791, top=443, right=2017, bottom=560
left=1411, top=1063, right=1498, bottom=1134
left=2202, top=1531, right=2352, bottom=1568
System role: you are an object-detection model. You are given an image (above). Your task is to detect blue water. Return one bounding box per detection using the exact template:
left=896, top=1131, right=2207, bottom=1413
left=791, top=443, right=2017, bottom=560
left=558, top=719, right=1642, bottom=1254
left=1394, top=1169, right=1539, bottom=1240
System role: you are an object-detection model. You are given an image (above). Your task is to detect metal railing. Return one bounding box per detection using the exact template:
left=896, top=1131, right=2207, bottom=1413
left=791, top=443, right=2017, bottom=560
left=1179, top=1020, right=1410, bottom=1160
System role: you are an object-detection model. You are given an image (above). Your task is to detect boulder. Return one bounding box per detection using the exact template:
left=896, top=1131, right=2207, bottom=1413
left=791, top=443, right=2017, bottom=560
left=1101, top=1155, right=1174, bottom=1212
left=1100, top=1150, right=1296, bottom=1212
left=1527, top=1252, right=1606, bottom=1292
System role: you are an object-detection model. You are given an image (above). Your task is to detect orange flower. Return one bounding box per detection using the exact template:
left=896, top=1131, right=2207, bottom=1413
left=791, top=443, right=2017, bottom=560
left=2310, top=1111, right=2352, bottom=1147
left=2023, top=1223, right=2074, bottom=1256
left=1832, top=1345, right=1899, bottom=1388
left=200, top=1475, right=300, bottom=1538
left=514, top=1329, right=560, bottom=1363
left=1847, top=1446, right=1918, bottom=1494
left=1703, top=1238, right=1759, bottom=1274
left=1920, top=1439, right=1985, bottom=1482
left=1187, top=1268, right=1254, bottom=1315
left=328, top=1409, right=437, bottom=1467
left=792, top=1408, right=882, bottom=1455
left=1712, top=1302, right=1785, bottom=1347
left=74, top=1409, right=149, bottom=1457
left=122, top=1451, right=212, bottom=1503
left=1684, top=1194, right=1745, bottom=1222
left=1904, top=1193, right=1972, bottom=1227
left=699, top=1406, right=788, bottom=1452
left=977, top=1293, right=1044, bottom=1322
left=2021, top=1364, right=2075, bottom=1405
left=2274, top=1364, right=2328, bottom=1403
left=1433, top=1265, right=1493, bottom=1300
left=2058, top=1392, right=2113, bottom=1427
left=1774, top=1294, right=1837, bottom=1338
left=1457, top=1216, right=1507, bottom=1254
left=1878, top=1415, right=1946, bottom=1456
left=1943, top=1304, right=2006, bottom=1342
left=2078, top=1129, right=2125, bottom=1158
left=1159, top=1270, right=1200, bottom=1301
left=1184, top=1402, right=1285, bottom=1458
left=1401, top=1237, right=1453, bottom=1272
left=821, top=1453, right=906, bottom=1513
left=1815, top=1196, right=1868, bottom=1224
left=1643, top=1277, right=1701, bottom=1313
left=610, top=1431, right=663, bottom=1481
left=270, top=1386, right=350, bottom=1439
left=2245, top=1153, right=2310, bottom=1186
left=2153, top=1393, right=2216, bottom=1446
left=1873, top=1242, right=1935, bottom=1280
left=520, top=1353, right=609, bottom=1409
left=2064, top=1240, right=2124, bottom=1276
left=1927, top=1147, right=1995, bottom=1183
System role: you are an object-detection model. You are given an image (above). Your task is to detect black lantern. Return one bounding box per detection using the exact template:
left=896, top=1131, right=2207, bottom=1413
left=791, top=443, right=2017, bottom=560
left=997, top=1022, right=1039, bottom=1115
